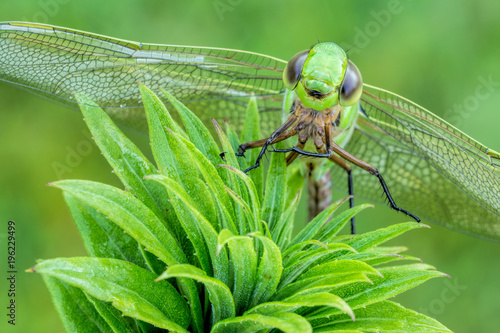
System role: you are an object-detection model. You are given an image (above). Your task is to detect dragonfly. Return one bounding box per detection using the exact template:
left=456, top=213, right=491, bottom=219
left=1, top=22, right=499, bottom=240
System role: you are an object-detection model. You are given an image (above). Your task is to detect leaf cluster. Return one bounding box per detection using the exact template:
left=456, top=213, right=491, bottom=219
left=31, top=85, right=451, bottom=332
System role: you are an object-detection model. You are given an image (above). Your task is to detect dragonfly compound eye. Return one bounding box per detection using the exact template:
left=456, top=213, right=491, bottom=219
left=340, top=60, right=363, bottom=107
left=283, top=49, right=310, bottom=90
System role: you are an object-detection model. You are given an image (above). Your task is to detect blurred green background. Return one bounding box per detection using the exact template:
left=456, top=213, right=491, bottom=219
left=1, top=0, right=499, bottom=331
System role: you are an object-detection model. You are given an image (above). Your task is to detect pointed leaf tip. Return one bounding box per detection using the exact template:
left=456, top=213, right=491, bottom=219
left=212, top=118, right=219, bottom=126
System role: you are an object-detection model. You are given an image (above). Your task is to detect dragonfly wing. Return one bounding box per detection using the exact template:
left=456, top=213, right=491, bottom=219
left=0, top=22, right=287, bottom=135
left=331, top=84, right=500, bottom=240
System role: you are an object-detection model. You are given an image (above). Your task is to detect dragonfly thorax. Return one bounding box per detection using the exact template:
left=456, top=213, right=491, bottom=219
left=293, top=100, right=344, bottom=151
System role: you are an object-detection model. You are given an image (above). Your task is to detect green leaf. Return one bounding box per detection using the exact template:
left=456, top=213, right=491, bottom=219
left=139, top=86, right=207, bottom=332
left=33, top=258, right=190, bottom=332
left=139, top=246, right=168, bottom=276
left=280, top=243, right=357, bottom=288
left=282, top=240, right=328, bottom=267
left=220, top=164, right=262, bottom=233
left=211, top=312, right=312, bottom=333
left=42, top=275, right=113, bottom=333
left=85, top=293, right=142, bottom=332
left=289, top=197, right=350, bottom=247
left=146, top=174, right=230, bottom=286
left=285, top=163, right=305, bottom=207
left=217, top=229, right=257, bottom=314
left=213, top=120, right=250, bottom=234
left=55, top=181, right=204, bottom=331
left=248, top=232, right=282, bottom=307
left=274, top=271, right=372, bottom=302
left=315, top=204, right=374, bottom=243
left=261, top=140, right=287, bottom=230
left=369, top=246, right=409, bottom=255
left=140, top=84, right=183, bottom=180
left=337, top=222, right=430, bottom=252
left=395, top=263, right=437, bottom=271
left=50, top=180, right=185, bottom=266
left=240, top=96, right=264, bottom=198
left=224, top=119, right=246, bottom=170
left=308, top=266, right=448, bottom=321
left=145, top=174, right=212, bottom=276
left=142, top=87, right=216, bottom=226
left=313, top=300, right=451, bottom=332
left=158, top=264, right=235, bottom=324
left=225, top=186, right=256, bottom=232
left=76, top=93, right=172, bottom=232
left=63, top=193, right=148, bottom=269
left=246, top=292, right=354, bottom=321
left=298, top=259, right=381, bottom=281
left=166, top=129, right=218, bottom=224
left=340, top=252, right=415, bottom=268
left=170, top=129, right=238, bottom=233
left=213, top=119, right=246, bottom=185
left=274, top=190, right=301, bottom=250
left=139, top=83, right=183, bottom=134
left=160, top=87, right=224, bottom=174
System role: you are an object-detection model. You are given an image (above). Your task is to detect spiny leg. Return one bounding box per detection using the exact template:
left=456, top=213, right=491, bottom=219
left=272, top=146, right=332, bottom=158
left=285, top=142, right=305, bottom=166
left=237, top=113, right=297, bottom=173
left=329, top=140, right=420, bottom=222
left=236, top=137, right=268, bottom=155
left=328, top=154, right=356, bottom=234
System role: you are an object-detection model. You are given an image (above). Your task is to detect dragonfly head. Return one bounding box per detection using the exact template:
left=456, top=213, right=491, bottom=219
left=283, top=42, right=363, bottom=111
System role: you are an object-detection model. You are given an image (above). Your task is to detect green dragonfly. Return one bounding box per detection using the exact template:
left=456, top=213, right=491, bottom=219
left=1, top=22, right=499, bottom=240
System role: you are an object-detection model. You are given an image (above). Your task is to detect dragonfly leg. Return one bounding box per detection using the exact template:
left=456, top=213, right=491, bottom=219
left=285, top=141, right=305, bottom=166
left=329, top=140, right=420, bottom=222
left=238, top=114, right=298, bottom=173
left=271, top=146, right=331, bottom=157
left=236, top=137, right=268, bottom=157
left=327, top=154, right=356, bottom=234
left=285, top=151, right=299, bottom=165
left=272, top=115, right=336, bottom=158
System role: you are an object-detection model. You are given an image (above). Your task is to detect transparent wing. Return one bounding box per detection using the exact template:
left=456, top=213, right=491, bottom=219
left=331, top=84, right=500, bottom=240
left=0, top=22, right=287, bottom=135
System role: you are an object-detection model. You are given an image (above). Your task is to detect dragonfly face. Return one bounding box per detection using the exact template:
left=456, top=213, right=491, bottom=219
left=283, top=42, right=363, bottom=111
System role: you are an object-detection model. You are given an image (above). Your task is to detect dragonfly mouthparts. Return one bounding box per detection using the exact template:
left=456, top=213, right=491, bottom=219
left=306, top=88, right=327, bottom=99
